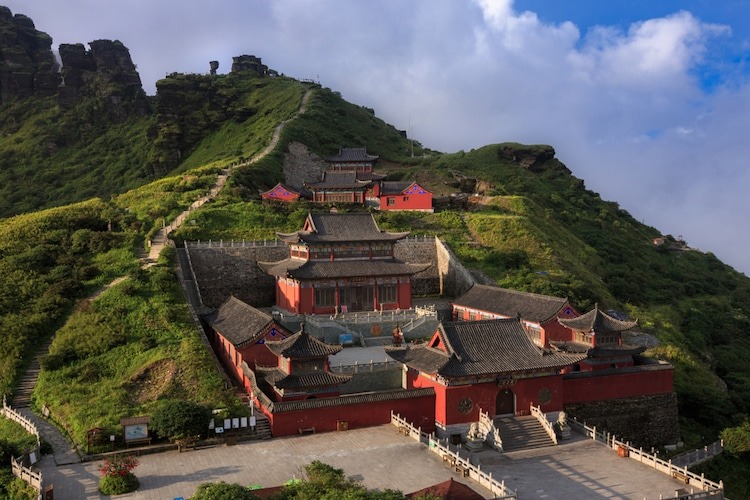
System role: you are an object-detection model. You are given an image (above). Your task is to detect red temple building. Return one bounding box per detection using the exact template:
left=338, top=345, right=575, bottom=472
left=386, top=319, right=586, bottom=437
left=261, top=183, right=301, bottom=203
left=452, top=284, right=579, bottom=347
left=256, top=330, right=352, bottom=401
left=304, top=171, right=373, bottom=204
left=305, top=148, right=385, bottom=204
left=324, top=147, right=381, bottom=176
left=378, top=181, right=434, bottom=212
left=205, top=296, right=292, bottom=376
left=259, top=212, right=430, bottom=315
left=555, top=304, right=646, bottom=371
left=386, top=317, right=675, bottom=441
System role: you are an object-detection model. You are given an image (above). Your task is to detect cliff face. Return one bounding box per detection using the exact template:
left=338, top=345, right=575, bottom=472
left=0, top=5, right=60, bottom=103
left=0, top=6, right=148, bottom=120
left=58, top=39, right=149, bottom=120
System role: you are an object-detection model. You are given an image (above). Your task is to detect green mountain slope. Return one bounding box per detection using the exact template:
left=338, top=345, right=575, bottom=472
left=1, top=11, right=749, bottom=494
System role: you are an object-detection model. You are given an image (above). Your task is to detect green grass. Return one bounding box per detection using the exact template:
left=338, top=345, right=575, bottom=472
left=33, top=250, right=238, bottom=445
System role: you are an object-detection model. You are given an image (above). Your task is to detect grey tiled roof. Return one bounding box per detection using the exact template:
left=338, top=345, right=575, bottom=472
left=204, top=296, right=285, bottom=347
left=380, top=181, right=413, bottom=194
left=265, top=331, right=343, bottom=359
left=276, top=213, right=410, bottom=243
left=305, top=171, right=372, bottom=189
left=386, top=319, right=586, bottom=377
left=550, top=341, right=647, bottom=357
left=380, top=181, right=431, bottom=195
left=325, top=147, right=379, bottom=163
left=257, top=366, right=352, bottom=389
left=452, top=284, right=571, bottom=323
left=258, top=258, right=430, bottom=279
left=558, top=304, right=637, bottom=333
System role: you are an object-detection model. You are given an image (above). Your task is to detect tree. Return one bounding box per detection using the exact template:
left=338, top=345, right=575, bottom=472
left=150, top=399, right=212, bottom=441
left=722, top=421, right=750, bottom=455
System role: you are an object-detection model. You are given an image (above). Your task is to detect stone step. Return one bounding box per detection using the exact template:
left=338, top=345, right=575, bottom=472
left=495, top=416, right=556, bottom=452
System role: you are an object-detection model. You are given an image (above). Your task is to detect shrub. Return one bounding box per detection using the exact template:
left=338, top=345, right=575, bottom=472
left=150, top=399, right=211, bottom=441
left=191, top=481, right=259, bottom=500
left=98, top=455, right=140, bottom=495
left=99, top=473, right=139, bottom=496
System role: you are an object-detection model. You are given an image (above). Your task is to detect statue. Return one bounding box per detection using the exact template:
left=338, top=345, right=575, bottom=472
left=555, top=411, right=571, bottom=439
left=468, top=422, right=481, bottom=439
left=464, top=422, right=484, bottom=451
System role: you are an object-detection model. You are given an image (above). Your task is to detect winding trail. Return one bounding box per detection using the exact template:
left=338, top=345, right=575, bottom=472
left=7, top=86, right=315, bottom=469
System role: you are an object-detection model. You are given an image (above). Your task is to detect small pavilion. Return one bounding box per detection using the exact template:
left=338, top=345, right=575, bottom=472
left=256, top=330, right=352, bottom=401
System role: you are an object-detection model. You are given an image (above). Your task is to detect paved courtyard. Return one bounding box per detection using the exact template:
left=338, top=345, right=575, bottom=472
left=40, top=425, right=694, bottom=499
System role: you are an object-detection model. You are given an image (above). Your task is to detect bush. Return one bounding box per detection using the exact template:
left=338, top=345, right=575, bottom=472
left=99, top=472, right=139, bottom=496
left=191, top=481, right=259, bottom=500
left=98, top=455, right=140, bottom=495
left=150, top=399, right=212, bottom=441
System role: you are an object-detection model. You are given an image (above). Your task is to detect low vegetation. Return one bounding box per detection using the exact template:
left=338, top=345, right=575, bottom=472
left=34, top=249, right=239, bottom=447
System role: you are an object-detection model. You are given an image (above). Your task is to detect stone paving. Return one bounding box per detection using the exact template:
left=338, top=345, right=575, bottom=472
left=39, top=425, right=694, bottom=500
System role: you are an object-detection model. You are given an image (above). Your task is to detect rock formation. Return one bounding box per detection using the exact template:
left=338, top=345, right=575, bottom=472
left=58, top=39, right=149, bottom=119
left=0, top=6, right=60, bottom=104
left=0, top=6, right=149, bottom=120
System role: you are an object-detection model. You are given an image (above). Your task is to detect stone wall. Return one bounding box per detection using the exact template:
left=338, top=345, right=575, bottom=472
left=394, top=238, right=441, bottom=296
left=564, top=393, right=680, bottom=448
left=186, top=244, right=286, bottom=309
left=435, top=237, right=476, bottom=298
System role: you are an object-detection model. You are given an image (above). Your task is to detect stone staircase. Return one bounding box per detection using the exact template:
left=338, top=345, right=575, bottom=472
left=495, top=415, right=556, bottom=452
left=252, top=412, right=272, bottom=439
left=12, top=337, right=52, bottom=408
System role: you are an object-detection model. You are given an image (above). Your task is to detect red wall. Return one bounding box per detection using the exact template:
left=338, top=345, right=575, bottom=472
left=266, top=394, right=436, bottom=436
left=563, top=368, right=674, bottom=404
left=380, top=193, right=433, bottom=211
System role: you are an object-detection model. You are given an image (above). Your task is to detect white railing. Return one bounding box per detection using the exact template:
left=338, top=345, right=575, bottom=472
left=530, top=404, right=558, bottom=445
left=478, top=408, right=503, bottom=451
left=331, top=307, right=437, bottom=325
left=569, top=417, right=723, bottom=498
left=671, top=440, right=724, bottom=469
left=391, top=412, right=517, bottom=499
left=185, top=239, right=287, bottom=249
left=2, top=395, right=42, bottom=497
left=182, top=244, right=204, bottom=307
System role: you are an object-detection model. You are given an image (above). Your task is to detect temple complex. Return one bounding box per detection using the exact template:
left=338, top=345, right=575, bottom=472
left=193, top=213, right=678, bottom=446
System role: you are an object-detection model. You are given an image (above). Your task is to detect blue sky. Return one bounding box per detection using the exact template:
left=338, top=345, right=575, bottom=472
left=4, top=0, right=750, bottom=275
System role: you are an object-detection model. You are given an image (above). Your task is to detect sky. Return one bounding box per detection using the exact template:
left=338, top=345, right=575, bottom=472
left=4, top=0, right=750, bottom=275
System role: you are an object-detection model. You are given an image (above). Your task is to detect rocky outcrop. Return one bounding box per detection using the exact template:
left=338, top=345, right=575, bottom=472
left=231, top=55, right=268, bottom=76
left=282, top=142, right=328, bottom=190
left=0, top=6, right=60, bottom=104
left=58, top=39, right=149, bottom=119
left=497, top=143, right=569, bottom=173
